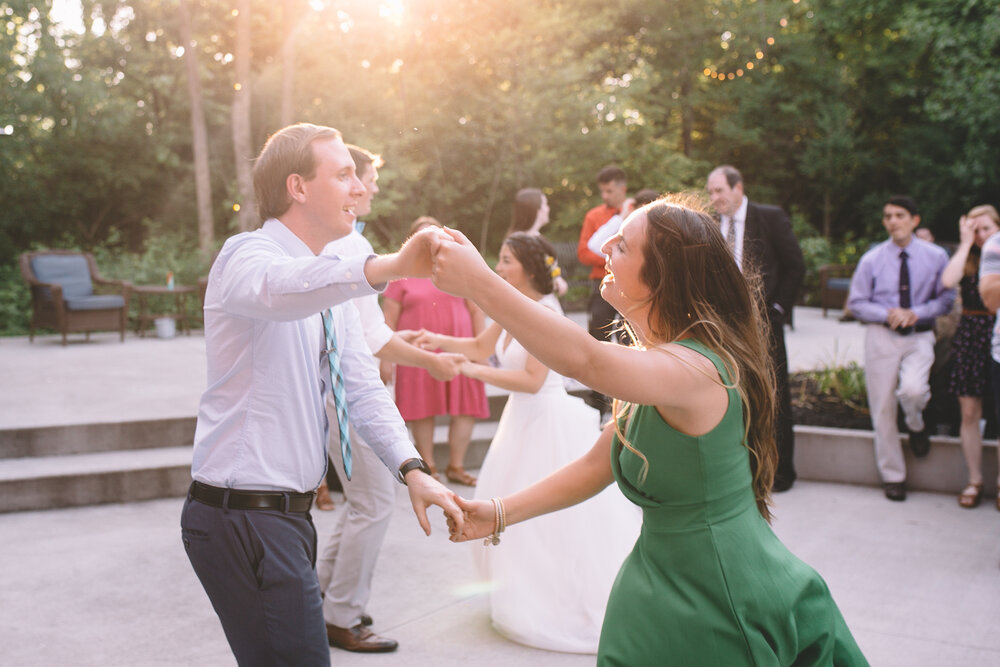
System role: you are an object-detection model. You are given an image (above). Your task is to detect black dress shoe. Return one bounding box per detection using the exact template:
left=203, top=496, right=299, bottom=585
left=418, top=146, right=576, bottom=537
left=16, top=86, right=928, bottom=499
left=772, top=476, right=795, bottom=493
left=326, top=623, right=398, bottom=653
left=909, top=430, right=931, bottom=458
left=884, top=482, right=907, bottom=501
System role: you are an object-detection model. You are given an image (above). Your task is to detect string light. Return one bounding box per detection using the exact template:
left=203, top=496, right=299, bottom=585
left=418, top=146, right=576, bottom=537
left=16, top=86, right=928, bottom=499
left=703, top=1, right=806, bottom=81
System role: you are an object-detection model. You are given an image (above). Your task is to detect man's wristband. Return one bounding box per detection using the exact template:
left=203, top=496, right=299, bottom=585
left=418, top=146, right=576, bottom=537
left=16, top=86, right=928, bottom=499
left=397, top=457, right=432, bottom=484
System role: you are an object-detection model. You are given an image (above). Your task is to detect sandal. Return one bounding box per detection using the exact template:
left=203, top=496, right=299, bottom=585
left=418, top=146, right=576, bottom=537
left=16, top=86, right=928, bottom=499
left=445, top=465, right=477, bottom=486
left=958, top=483, right=982, bottom=509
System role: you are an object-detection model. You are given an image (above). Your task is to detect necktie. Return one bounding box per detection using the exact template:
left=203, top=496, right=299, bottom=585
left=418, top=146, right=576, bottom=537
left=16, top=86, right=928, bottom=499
left=899, top=250, right=911, bottom=309
left=322, top=309, right=352, bottom=480
left=725, top=216, right=737, bottom=255
left=898, top=250, right=913, bottom=335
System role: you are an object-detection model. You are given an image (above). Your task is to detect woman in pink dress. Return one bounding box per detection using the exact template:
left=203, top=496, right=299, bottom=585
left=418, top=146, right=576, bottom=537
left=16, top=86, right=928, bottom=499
left=382, top=217, right=489, bottom=485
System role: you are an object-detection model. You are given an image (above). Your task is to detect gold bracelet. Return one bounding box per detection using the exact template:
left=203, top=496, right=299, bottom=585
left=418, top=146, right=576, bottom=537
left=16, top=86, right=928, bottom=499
left=484, top=497, right=505, bottom=546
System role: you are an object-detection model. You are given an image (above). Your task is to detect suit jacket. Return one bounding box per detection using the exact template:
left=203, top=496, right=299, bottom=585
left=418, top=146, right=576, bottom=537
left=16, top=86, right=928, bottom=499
left=742, top=200, right=805, bottom=316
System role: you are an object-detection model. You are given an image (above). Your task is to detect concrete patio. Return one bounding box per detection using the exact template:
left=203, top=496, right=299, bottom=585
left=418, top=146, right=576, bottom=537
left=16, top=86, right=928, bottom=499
left=1, top=307, right=998, bottom=666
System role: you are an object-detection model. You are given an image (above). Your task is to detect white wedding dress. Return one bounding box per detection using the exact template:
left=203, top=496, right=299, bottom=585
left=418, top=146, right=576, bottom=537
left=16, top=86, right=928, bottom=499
left=472, top=330, right=641, bottom=654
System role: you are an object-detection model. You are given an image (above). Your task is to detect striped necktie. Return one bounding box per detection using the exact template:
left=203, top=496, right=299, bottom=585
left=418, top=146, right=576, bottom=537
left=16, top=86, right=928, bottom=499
left=321, top=309, right=352, bottom=480
left=725, top=216, right=738, bottom=255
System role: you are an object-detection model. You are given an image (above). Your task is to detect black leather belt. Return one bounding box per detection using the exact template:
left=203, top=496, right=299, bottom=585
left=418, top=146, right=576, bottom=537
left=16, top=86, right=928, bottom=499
left=882, top=322, right=933, bottom=336
left=189, top=481, right=315, bottom=513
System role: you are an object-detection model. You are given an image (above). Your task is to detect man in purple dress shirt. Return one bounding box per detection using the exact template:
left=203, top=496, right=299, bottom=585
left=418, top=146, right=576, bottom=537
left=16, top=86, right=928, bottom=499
left=848, top=195, right=955, bottom=501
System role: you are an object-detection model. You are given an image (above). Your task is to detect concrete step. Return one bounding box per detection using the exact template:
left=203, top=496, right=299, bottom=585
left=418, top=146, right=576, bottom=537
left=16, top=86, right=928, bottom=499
left=0, top=420, right=501, bottom=514
left=427, top=420, right=498, bottom=474
left=5, top=405, right=994, bottom=514
left=0, top=446, right=194, bottom=513
left=0, top=418, right=196, bottom=459
left=796, top=426, right=999, bottom=496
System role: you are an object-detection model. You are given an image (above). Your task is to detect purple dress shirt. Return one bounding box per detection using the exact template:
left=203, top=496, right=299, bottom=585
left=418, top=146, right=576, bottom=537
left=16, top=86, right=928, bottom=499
left=847, top=237, right=954, bottom=325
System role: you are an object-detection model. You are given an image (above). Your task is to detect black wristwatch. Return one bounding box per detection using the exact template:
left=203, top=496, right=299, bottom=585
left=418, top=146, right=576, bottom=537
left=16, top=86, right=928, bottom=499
left=397, top=457, right=433, bottom=484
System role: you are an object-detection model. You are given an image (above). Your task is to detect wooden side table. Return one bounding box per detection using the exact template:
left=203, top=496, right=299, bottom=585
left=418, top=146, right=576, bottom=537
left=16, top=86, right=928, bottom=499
left=134, top=285, right=196, bottom=337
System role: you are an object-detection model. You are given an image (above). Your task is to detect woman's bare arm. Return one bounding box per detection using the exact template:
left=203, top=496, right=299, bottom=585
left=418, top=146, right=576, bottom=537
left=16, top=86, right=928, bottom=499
left=449, top=424, right=617, bottom=542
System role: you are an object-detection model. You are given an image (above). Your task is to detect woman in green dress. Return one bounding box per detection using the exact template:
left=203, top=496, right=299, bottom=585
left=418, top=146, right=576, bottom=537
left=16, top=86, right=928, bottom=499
left=430, top=196, right=868, bottom=666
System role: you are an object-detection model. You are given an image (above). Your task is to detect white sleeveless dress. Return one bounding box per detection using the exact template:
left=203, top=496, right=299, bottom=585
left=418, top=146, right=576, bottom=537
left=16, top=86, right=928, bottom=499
left=472, top=331, right=641, bottom=653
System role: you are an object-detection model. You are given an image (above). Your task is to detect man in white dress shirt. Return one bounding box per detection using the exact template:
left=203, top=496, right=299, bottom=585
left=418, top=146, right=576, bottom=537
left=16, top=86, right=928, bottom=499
left=707, top=165, right=805, bottom=492
left=316, top=145, right=465, bottom=653
left=180, top=123, right=462, bottom=667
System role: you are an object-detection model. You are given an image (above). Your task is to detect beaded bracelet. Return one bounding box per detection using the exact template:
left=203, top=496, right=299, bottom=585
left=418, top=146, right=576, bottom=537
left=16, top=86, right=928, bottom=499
left=484, top=497, right=506, bottom=546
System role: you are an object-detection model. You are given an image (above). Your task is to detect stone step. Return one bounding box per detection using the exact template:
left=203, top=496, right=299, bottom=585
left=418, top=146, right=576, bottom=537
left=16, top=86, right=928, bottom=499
left=0, top=421, right=501, bottom=514
left=796, top=426, right=999, bottom=496
left=0, top=418, right=197, bottom=459
left=427, top=420, right=498, bottom=474
left=6, top=424, right=993, bottom=514
left=0, top=446, right=194, bottom=513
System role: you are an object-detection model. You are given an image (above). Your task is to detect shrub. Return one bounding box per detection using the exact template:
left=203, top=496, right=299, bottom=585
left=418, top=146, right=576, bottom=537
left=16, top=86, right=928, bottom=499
left=802, top=361, right=868, bottom=411
left=0, top=262, right=31, bottom=336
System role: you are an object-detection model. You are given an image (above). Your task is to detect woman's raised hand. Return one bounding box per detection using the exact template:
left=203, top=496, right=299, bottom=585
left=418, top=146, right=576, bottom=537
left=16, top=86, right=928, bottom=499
left=447, top=495, right=498, bottom=543
left=958, top=215, right=975, bottom=247
left=430, top=227, right=494, bottom=299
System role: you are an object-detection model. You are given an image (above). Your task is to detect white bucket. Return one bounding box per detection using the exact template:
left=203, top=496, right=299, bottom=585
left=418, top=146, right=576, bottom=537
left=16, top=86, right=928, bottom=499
left=154, top=317, right=176, bottom=339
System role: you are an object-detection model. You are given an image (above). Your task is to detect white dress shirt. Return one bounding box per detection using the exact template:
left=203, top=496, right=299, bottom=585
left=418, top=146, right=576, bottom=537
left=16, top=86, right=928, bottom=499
left=323, top=225, right=394, bottom=355
left=192, top=219, right=416, bottom=492
left=720, top=196, right=749, bottom=271
left=586, top=213, right=624, bottom=257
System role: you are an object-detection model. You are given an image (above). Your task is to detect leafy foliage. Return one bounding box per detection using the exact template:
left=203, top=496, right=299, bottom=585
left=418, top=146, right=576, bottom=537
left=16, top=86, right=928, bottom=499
left=2, top=0, right=999, bottom=335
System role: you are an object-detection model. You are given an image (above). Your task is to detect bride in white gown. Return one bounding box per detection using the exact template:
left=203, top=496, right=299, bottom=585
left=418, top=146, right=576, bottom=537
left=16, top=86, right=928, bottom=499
left=418, top=233, right=641, bottom=653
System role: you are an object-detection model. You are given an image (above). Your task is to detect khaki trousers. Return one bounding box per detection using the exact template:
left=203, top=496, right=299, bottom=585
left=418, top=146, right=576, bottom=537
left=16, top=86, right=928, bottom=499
left=316, top=424, right=397, bottom=628
left=863, top=324, right=935, bottom=483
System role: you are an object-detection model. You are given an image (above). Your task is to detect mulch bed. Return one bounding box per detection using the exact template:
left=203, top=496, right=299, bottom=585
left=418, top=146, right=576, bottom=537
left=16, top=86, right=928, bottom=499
left=790, top=372, right=873, bottom=431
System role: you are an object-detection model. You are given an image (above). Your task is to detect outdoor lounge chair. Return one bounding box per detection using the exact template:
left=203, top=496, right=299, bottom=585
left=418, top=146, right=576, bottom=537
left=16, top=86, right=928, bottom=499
left=818, top=263, right=856, bottom=317
left=19, top=250, right=132, bottom=345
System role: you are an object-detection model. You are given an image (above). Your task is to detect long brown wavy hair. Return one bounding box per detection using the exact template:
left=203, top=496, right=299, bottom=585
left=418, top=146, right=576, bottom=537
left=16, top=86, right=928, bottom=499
left=613, top=194, right=778, bottom=521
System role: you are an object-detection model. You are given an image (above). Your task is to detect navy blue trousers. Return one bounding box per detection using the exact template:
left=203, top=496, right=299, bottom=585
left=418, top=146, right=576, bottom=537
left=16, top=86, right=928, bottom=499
left=181, top=493, right=329, bottom=666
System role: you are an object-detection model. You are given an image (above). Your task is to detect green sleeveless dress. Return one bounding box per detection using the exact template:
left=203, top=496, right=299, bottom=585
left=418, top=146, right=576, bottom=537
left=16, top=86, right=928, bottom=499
left=598, top=339, right=868, bottom=666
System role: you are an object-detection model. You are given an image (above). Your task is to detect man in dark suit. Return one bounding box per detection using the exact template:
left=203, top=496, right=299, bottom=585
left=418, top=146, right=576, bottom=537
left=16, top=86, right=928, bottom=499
left=707, top=165, right=805, bottom=491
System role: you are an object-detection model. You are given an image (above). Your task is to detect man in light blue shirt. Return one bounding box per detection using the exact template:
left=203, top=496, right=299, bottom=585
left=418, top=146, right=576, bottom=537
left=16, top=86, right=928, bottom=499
left=181, top=123, right=462, bottom=666
left=848, top=195, right=954, bottom=501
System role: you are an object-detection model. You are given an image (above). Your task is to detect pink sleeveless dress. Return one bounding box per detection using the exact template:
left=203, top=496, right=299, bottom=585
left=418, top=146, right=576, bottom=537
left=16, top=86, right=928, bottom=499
left=383, top=278, right=489, bottom=421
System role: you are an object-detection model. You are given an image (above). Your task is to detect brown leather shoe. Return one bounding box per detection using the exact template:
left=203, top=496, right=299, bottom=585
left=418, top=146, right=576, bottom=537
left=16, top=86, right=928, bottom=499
left=326, top=623, right=398, bottom=653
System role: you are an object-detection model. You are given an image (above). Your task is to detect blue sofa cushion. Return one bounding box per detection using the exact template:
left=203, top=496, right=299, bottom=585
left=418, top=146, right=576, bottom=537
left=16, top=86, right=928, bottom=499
left=31, top=255, right=93, bottom=298
left=64, top=295, right=125, bottom=311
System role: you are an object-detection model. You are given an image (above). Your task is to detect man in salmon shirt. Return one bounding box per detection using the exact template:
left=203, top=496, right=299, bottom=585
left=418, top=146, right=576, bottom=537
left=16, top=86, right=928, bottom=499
left=577, top=165, right=631, bottom=414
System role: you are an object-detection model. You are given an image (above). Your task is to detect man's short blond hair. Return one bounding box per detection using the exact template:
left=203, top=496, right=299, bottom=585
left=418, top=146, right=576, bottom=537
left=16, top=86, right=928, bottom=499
left=253, top=123, right=342, bottom=221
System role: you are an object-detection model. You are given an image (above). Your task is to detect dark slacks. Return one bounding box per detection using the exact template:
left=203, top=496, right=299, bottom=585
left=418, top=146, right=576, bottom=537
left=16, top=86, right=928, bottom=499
left=587, top=279, right=628, bottom=411
left=991, top=359, right=1000, bottom=428
left=587, top=278, right=619, bottom=343
left=181, top=493, right=330, bottom=667
left=769, top=309, right=796, bottom=485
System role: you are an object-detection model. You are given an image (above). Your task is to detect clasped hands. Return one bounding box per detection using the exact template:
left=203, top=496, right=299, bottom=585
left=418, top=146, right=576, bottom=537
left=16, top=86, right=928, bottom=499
left=392, top=225, right=491, bottom=298
left=393, top=226, right=503, bottom=541
left=408, top=329, right=486, bottom=381
left=886, top=307, right=918, bottom=330
left=410, top=477, right=500, bottom=543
